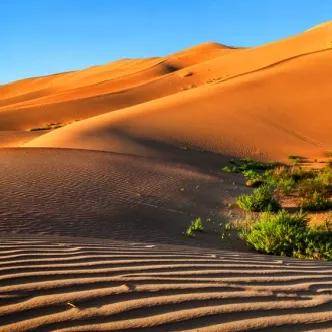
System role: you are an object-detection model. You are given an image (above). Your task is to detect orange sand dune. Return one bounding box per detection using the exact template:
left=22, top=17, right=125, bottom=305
left=0, top=43, right=234, bottom=131
left=1, top=22, right=332, bottom=142
left=1, top=23, right=332, bottom=330
left=26, top=45, right=332, bottom=161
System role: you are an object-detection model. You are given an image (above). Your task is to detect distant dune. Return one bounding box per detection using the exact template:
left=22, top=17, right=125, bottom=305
left=0, top=22, right=331, bottom=160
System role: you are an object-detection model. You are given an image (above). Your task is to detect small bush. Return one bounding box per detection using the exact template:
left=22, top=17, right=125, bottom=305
left=240, top=211, right=308, bottom=256
left=240, top=211, right=332, bottom=260
left=242, top=170, right=264, bottom=187
left=297, top=178, right=327, bottom=197
left=237, top=184, right=280, bottom=212
left=300, top=191, right=332, bottom=211
left=222, top=158, right=277, bottom=174
left=297, top=230, right=332, bottom=260
left=185, top=217, right=204, bottom=237
left=276, top=177, right=297, bottom=195
left=316, top=166, right=332, bottom=187
left=266, top=166, right=314, bottom=184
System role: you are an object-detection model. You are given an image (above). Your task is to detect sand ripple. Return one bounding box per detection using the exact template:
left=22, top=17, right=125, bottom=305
left=0, top=236, right=331, bottom=331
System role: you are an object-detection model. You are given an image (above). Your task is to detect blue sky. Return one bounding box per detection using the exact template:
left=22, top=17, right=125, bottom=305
left=1, top=0, right=331, bottom=84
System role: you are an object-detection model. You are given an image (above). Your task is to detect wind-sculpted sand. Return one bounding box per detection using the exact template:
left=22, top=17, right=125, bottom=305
left=0, top=148, right=242, bottom=247
left=0, top=236, right=331, bottom=331
left=0, top=148, right=331, bottom=331
left=1, top=22, right=332, bottom=331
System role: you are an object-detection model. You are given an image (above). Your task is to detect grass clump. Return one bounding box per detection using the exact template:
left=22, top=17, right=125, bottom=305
left=222, top=158, right=277, bottom=174
left=240, top=210, right=332, bottom=260
left=300, top=191, right=332, bottom=211
left=296, top=167, right=332, bottom=211
left=264, top=166, right=314, bottom=191
left=185, top=217, right=204, bottom=237
left=236, top=184, right=280, bottom=212
left=223, top=156, right=332, bottom=212
left=238, top=163, right=331, bottom=212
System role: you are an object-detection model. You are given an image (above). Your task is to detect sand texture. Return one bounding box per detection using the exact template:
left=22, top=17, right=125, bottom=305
left=0, top=22, right=332, bottom=331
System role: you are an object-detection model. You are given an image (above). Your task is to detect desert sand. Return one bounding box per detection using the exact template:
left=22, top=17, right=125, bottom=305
left=0, top=22, right=332, bottom=331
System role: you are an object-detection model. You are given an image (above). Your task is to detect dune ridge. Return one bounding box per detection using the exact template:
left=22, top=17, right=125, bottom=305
left=25, top=47, right=332, bottom=160
left=0, top=22, right=331, bottom=160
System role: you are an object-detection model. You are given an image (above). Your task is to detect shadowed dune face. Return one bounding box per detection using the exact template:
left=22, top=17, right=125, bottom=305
left=0, top=148, right=245, bottom=249
left=0, top=131, right=43, bottom=147
left=1, top=22, right=332, bottom=160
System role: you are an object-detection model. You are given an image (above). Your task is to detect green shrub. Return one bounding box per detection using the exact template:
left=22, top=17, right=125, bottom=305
left=236, top=184, right=280, bottom=212
left=297, top=178, right=327, bottom=197
left=222, top=165, right=237, bottom=173
left=298, top=230, right=332, bottom=260
left=242, top=170, right=264, bottom=187
left=240, top=211, right=308, bottom=256
left=267, top=166, right=314, bottom=183
left=300, top=191, right=332, bottom=211
left=240, top=211, right=332, bottom=260
left=276, top=177, right=297, bottom=195
left=185, top=217, right=204, bottom=237
left=224, top=157, right=331, bottom=212
left=222, top=158, right=277, bottom=174
left=316, top=166, right=332, bottom=187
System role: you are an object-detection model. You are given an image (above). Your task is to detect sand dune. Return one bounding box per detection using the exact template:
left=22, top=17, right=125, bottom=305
left=26, top=47, right=332, bottom=161
left=1, top=21, right=330, bottom=160
left=0, top=22, right=331, bottom=161
left=0, top=43, right=234, bottom=131
left=1, top=22, right=332, bottom=331
left=0, top=131, right=43, bottom=147
left=0, top=236, right=331, bottom=331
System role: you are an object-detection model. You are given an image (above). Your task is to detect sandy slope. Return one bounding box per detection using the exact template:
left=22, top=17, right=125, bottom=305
left=25, top=48, right=332, bottom=161
left=15, top=21, right=332, bottom=160
left=0, top=148, right=244, bottom=248
left=0, top=22, right=331, bottom=161
left=0, top=131, right=43, bottom=147
left=0, top=43, right=234, bottom=131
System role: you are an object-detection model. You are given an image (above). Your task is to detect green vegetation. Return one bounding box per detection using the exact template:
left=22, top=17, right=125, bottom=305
left=300, top=192, right=332, bottom=211
left=222, top=157, right=332, bottom=260
left=222, top=158, right=277, bottom=174
left=240, top=211, right=332, bottom=260
left=185, top=217, right=204, bottom=237
left=29, top=123, right=63, bottom=131
left=222, top=158, right=332, bottom=213
left=236, top=184, right=280, bottom=212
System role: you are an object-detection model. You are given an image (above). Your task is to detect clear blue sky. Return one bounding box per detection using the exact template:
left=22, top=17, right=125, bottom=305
left=1, top=0, right=331, bottom=84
